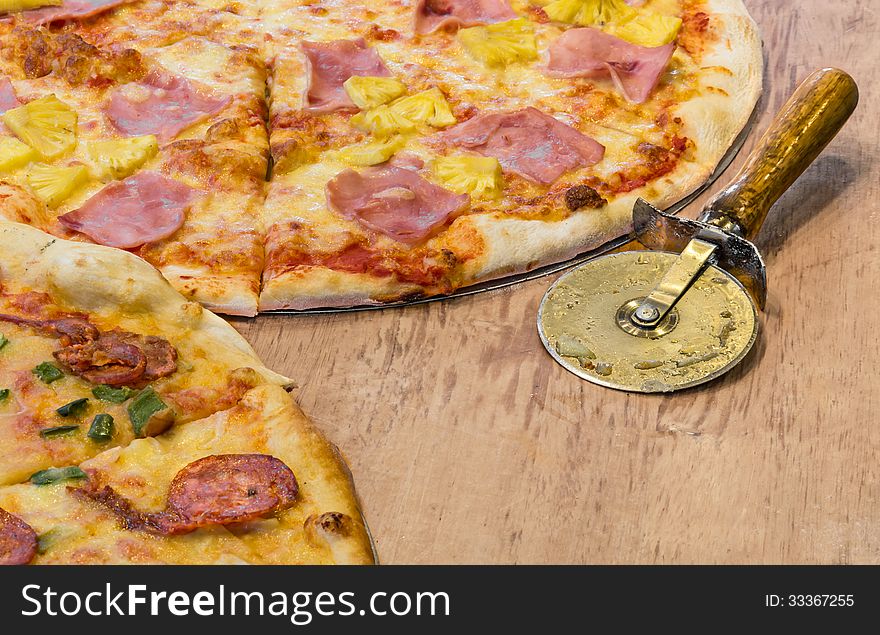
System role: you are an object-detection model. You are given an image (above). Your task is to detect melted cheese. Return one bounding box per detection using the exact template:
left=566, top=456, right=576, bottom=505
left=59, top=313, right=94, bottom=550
left=146, top=36, right=265, bottom=97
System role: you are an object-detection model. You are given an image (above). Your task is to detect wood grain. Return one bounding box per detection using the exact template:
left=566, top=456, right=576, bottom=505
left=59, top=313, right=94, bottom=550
left=234, top=0, right=880, bottom=563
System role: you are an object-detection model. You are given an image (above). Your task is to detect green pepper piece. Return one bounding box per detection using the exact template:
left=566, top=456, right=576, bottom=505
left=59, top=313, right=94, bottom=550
left=87, top=413, right=114, bottom=442
left=36, top=529, right=60, bottom=554
left=56, top=397, right=89, bottom=417
left=0, top=389, right=9, bottom=402
left=29, top=466, right=86, bottom=485
left=39, top=425, right=80, bottom=439
left=33, top=362, right=64, bottom=384
left=0, top=334, right=8, bottom=351
left=91, top=385, right=135, bottom=403
left=127, top=386, right=168, bottom=437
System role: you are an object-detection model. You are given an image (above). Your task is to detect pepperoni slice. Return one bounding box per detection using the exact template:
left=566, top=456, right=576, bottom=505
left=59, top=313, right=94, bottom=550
left=0, top=508, right=37, bottom=566
left=47, top=318, right=101, bottom=345
left=165, top=455, right=299, bottom=530
left=106, top=331, right=178, bottom=382
left=0, top=313, right=178, bottom=387
left=54, top=335, right=147, bottom=386
left=74, top=455, right=299, bottom=536
left=53, top=329, right=179, bottom=387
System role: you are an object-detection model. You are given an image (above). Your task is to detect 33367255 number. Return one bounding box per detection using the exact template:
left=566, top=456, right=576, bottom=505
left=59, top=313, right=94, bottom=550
left=765, top=594, right=854, bottom=607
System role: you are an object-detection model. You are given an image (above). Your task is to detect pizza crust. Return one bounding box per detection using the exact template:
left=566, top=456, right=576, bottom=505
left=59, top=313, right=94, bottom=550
left=0, top=221, right=290, bottom=386
left=261, top=267, right=422, bottom=311
left=673, top=0, right=764, bottom=169
left=161, top=268, right=262, bottom=317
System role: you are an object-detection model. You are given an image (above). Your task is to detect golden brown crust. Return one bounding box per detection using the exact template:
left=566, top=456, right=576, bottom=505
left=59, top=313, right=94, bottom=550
left=672, top=1, right=764, bottom=169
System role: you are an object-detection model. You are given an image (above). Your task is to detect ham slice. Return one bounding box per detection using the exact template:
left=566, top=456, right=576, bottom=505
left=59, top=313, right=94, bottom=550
left=414, top=0, right=517, bottom=34
left=326, top=166, right=469, bottom=244
left=58, top=171, right=194, bottom=249
left=0, top=77, right=18, bottom=114
left=439, top=107, right=604, bottom=184
left=301, top=39, right=391, bottom=114
left=105, top=71, right=230, bottom=143
left=546, top=28, right=675, bottom=104
left=17, top=0, right=130, bottom=24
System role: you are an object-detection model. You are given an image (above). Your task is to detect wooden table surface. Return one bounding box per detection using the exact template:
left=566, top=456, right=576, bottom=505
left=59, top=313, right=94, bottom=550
left=236, top=1, right=878, bottom=564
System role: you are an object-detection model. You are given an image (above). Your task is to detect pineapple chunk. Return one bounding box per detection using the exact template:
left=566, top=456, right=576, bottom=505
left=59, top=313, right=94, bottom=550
left=458, top=18, right=538, bottom=67
left=3, top=95, right=77, bottom=161
left=273, top=143, right=317, bottom=175
left=0, top=0, right=62, bottom=14
left=388, top=88, right=457, bottom=129
left=88, top=135, right=158, bottom=180
left=544, top=0, right=636, bottom=26
left=343, top=76, right=407, bottom=110
left=542, top=0, right=679, bottom=46
left=609, top=12, right=683, bottom=47
left=350, top=105, right=417, bottom=138
left=582, top=0, right=637, bottom=25
left=27, top=163, right=89, bottom=209
left=542, top=0, right=583, bottom=23
left=433, top=155, right=504, bottom=198
left=351, top=88, right=457, bottom=137
left=0, top=137, right=36, bottom=172
left=334, top=136, right=406, bottom=166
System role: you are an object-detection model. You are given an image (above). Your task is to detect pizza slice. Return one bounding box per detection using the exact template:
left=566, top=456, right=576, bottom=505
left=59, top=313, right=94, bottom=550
left=0, top=221, right=290, bottom=486
left=0, top=384, right=375, bottom=564
left=0, top=7, right=272, bottom=315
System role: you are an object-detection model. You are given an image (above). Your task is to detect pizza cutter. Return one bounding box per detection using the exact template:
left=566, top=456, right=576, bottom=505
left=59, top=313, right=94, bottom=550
left=538, top=67, right=858, bottom=392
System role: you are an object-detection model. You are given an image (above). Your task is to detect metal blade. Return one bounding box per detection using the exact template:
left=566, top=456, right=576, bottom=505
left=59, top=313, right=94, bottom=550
left=538, top=251, right=759, bottom=393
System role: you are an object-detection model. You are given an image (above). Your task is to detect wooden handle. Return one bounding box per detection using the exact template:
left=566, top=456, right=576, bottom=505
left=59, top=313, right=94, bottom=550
left=700, top=68, right=858, bottom=240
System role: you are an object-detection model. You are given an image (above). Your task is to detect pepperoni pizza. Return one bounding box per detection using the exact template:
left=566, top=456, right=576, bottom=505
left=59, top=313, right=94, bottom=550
left=0, top=0, right=762, bottom=312
left=0, top=222, right=375, bottom=564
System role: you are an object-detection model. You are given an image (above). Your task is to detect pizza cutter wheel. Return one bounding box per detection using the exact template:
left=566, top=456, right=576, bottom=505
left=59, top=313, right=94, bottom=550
left=538, top=68, right=858, bottom=393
